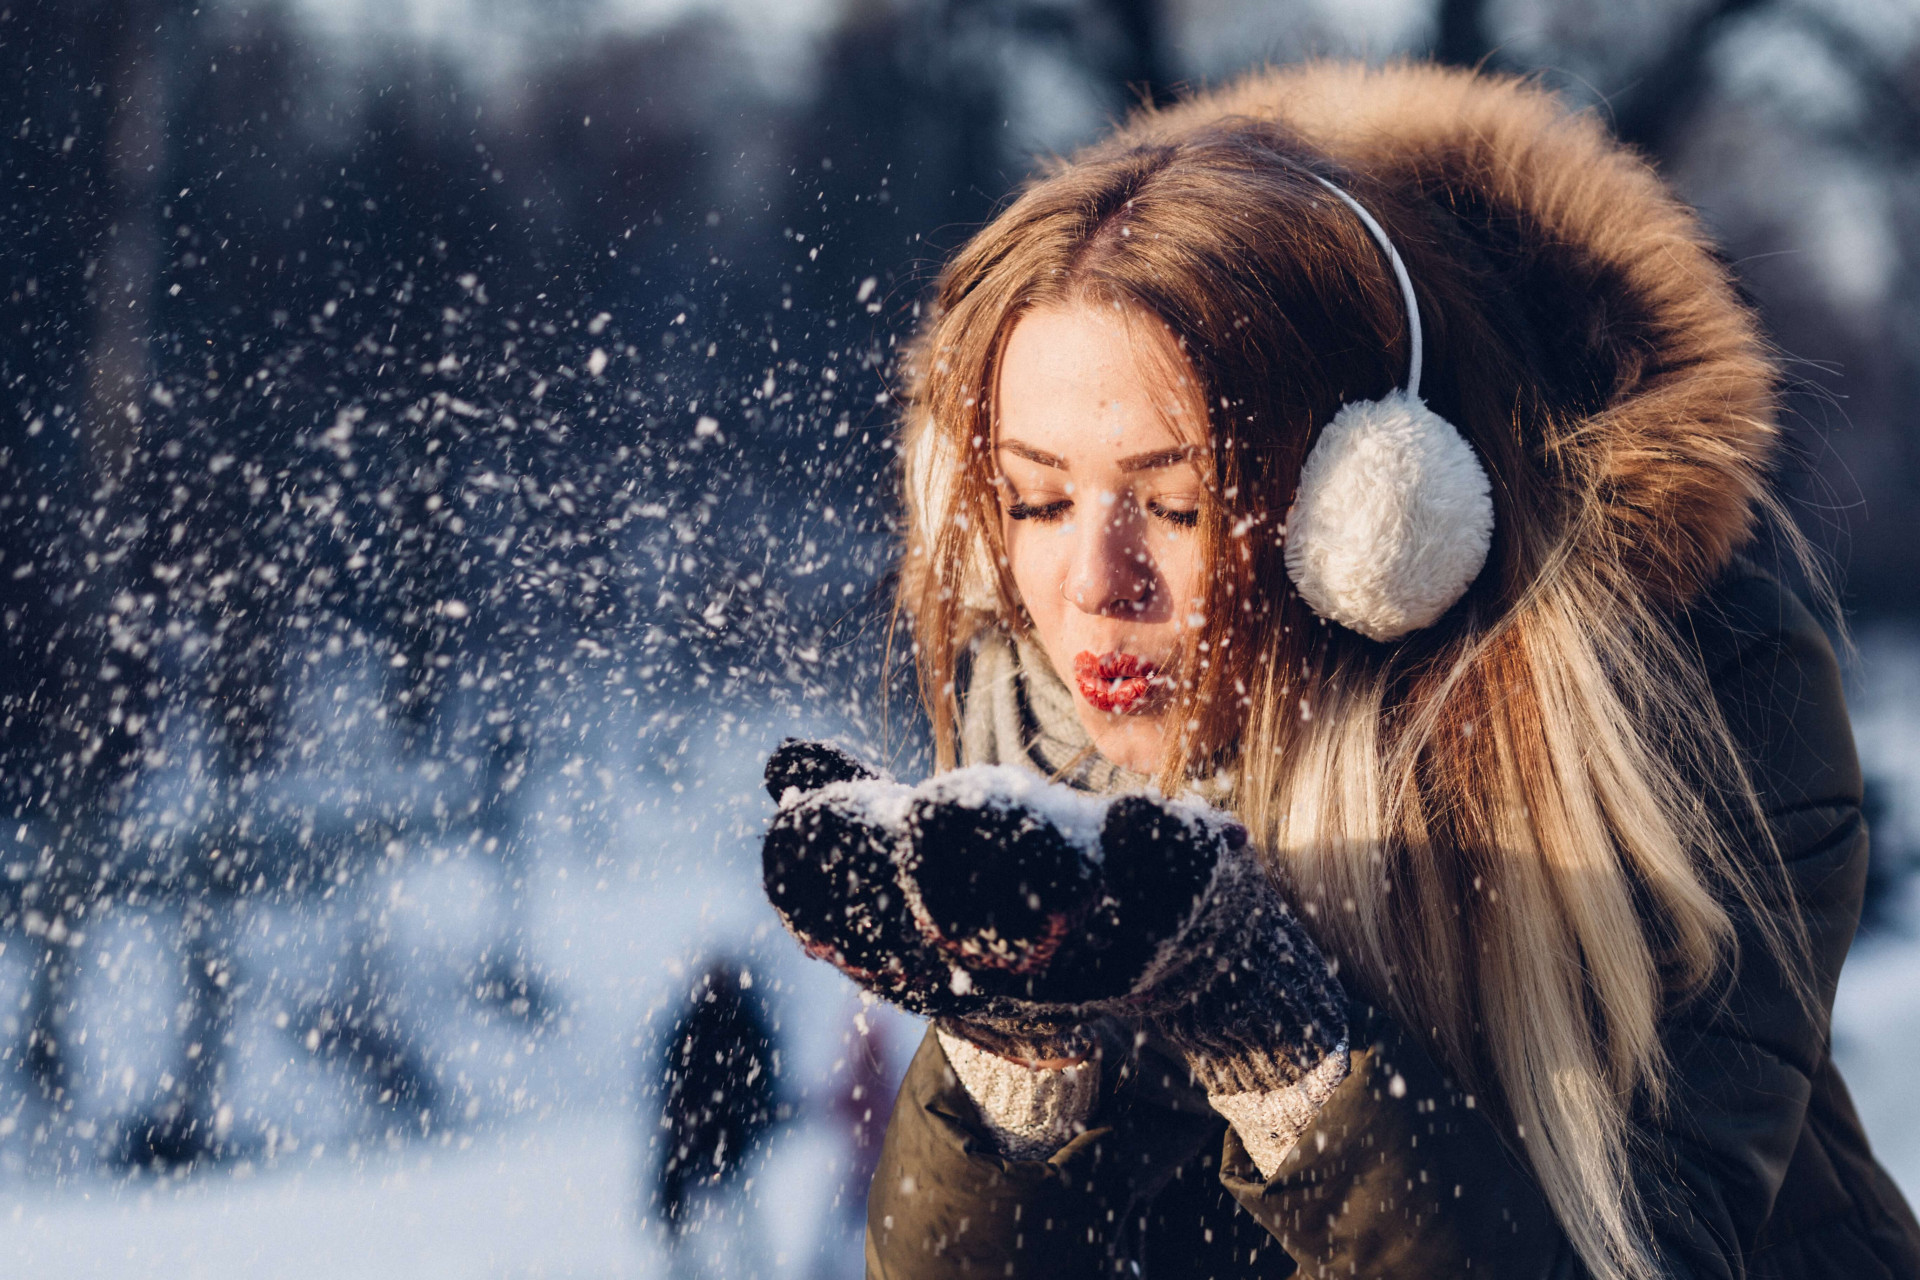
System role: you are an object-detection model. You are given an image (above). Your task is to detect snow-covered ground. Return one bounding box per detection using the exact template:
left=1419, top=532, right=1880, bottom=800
left=1833, top=881, right=1920, bottom=1195
left=0, top=683, right=924, bottom=1277
left=0, top=1105, right=883, bottom=1279
left=0, top=838, right=923, bottom=1278
left=3, top=626, right=1920, bottom=1277
left=1830, top=622, right=1920, bottom=1196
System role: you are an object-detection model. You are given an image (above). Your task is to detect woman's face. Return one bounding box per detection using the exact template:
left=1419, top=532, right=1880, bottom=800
left=994, top=302, right=1210, bottom=774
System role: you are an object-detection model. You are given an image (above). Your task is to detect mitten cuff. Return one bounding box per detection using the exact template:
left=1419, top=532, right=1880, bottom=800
left=1207, top=1040, right=1350, bottom=1178
left=936, top=1027, right=1101, bottom=1162
left=1174, top=1015, right=1345, bottom=1095
left=936, top=1014, right=1094, bottom=1066
left=1147, top=852, right=1350, bottom=1095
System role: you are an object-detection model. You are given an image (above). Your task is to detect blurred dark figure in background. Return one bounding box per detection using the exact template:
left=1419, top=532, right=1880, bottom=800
left=831, top=1015, right=891, bottom=1209
left=651, top=961, right=780, bottom=1242
left=812, top=1014, right=895, bottom=1279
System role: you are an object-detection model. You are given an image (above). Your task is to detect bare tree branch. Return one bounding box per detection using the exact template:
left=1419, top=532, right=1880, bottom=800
left=1606, top=0, right=1768, bottom=159
left=1104, top=0, right=1175, bottom=107
left=1789, top=6, right=1920, bottom=160
left=1433, top=0, right=1501, bottom=70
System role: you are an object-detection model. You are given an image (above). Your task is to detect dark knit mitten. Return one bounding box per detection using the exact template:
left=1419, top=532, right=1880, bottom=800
left=764, top=738, right=876, bottom=801
left=759, top=741, right=1094, bottom=1061
left=759, top=740, right=935, bottom=994
left=911, top=782, right=1347, bottom=1095
left=1097, top=799, right=1346, bottom=1094
left=760, top=742, right=1346, bottom=1091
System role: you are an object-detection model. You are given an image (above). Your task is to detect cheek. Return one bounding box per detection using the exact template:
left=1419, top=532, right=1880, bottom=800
left=1159, top=532, right=1206, bottom=617
left=1003, top=521, right=1066, bottom=627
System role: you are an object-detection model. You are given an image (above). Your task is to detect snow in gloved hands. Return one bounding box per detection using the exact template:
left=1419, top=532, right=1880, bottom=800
left=761, top=739, right=1207, bottom=1005
left=759, top=739, right=1346, bottom=1090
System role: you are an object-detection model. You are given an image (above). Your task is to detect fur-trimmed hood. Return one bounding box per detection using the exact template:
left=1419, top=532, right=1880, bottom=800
left=1112, top=61, right=1778, bottom=609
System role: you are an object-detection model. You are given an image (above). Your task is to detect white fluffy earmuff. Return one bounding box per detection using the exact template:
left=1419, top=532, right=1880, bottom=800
left=1282, top=178, right=1494, bottom=642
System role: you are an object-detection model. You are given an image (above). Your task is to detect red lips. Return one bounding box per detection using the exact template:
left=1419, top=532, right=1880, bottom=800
left=1073, top=650, right=1160, bottom=714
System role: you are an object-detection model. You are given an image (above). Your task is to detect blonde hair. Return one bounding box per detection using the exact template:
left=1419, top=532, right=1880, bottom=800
left=893, top=69, right=1816, bottom=1280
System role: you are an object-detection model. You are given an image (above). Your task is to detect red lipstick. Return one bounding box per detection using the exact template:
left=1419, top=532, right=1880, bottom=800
left=1073, top=650, right=1160, bottom=714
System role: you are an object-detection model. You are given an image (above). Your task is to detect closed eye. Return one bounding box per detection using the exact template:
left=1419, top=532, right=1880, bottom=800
left=1006, top=499, right=1072, bottom=523
left=1148, top=501, right=1199, bottom=528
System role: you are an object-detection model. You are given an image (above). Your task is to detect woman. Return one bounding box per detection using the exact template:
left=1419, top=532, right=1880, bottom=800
left=760, top=62, right=1920, bottom=1278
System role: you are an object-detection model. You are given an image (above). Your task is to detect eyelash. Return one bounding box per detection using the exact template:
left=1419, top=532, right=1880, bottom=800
left=1005, top=500, right=1071, bottom=523
left=1005, top=499, right=1199, bottom=528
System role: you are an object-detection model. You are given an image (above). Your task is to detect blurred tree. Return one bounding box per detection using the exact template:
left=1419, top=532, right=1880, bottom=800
left=116, top=898, right=238, bottom=1171
left=1429, top=0, right=1774, bottom=156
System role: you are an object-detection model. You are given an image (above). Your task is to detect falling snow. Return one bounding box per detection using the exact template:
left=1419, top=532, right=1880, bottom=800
left=5, top=0, right=1920, bottom=1275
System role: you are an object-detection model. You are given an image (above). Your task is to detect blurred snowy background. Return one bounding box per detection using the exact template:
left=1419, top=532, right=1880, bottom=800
left=2, top=0, right=1918, bottom=1274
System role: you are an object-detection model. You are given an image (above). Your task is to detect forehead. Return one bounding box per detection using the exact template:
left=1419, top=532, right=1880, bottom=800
left=994, top=302, right=1205, bottom=460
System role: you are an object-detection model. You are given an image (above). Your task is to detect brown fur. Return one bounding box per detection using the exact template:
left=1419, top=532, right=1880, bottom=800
left=1106, top=61, right=1778, bottom=607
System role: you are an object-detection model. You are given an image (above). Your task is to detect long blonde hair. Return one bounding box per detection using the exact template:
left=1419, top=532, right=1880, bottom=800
left=894, top=65, right=1817, bottom=1280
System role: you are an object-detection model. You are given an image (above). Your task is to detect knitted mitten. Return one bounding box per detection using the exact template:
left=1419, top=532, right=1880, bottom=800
left=761, top=740, right=1097, bottom=1061
left=761, top=740, right=1347, bottom=1094
left=759, top=741, right=946, bottom=996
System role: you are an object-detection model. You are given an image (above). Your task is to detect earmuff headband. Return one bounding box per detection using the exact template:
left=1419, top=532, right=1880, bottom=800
left=1311, top=176, right=1423, bottom=398
left=1281, top=176, right=1495, bottom=642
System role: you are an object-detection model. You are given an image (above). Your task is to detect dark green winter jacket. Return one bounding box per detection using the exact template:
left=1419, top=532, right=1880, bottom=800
left=862, top=564, right=1920, bottom=1278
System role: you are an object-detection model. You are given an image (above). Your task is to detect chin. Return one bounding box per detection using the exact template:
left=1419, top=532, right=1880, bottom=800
left=1078, top=706, right=1166, bottom=776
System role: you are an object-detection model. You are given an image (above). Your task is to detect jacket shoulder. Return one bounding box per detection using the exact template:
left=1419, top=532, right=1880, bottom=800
left=1680, top=560, right=1862, bottom=817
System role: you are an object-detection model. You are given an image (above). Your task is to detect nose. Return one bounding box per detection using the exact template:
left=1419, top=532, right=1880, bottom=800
left=1062, top=494, right=1152, bottom=615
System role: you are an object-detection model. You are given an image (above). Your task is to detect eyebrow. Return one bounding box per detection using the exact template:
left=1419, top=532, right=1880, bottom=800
left=1117, top=445, right=1199, bottom=474
left=996, top=440, right=1199, bottom=473
left=996, top=439, right=1065, bottom=468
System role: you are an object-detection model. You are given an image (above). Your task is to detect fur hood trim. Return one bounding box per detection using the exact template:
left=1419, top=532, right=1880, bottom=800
left=1121, top=61, right=1779, bottom=608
